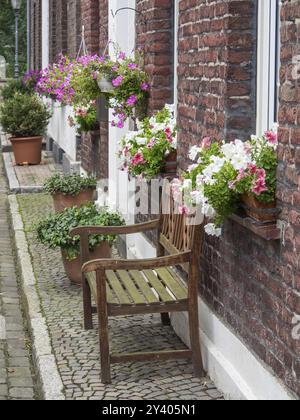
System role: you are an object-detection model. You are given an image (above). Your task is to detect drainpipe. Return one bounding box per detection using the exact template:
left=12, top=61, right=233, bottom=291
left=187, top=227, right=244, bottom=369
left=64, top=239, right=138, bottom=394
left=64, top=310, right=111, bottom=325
left=27, top=0, right=31, bottom=71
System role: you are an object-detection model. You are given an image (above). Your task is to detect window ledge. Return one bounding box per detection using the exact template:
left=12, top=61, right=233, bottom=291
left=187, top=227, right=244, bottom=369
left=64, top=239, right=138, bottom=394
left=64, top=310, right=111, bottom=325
left=230, top=213, right=281, bottom=241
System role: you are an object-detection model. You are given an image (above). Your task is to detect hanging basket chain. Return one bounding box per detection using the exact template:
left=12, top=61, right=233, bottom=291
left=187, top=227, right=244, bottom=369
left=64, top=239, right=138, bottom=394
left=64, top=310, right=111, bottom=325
left=76, top=25, right=89, bottom=59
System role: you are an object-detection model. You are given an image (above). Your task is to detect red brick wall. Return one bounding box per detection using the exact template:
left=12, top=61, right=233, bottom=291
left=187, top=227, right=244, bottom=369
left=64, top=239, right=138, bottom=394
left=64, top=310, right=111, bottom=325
left=49, top=0, right=57, bottom=63
left=55, top=0, right=68, bottom=57
left=136, top=0, right=174, bottom=114
left=177, top=0, right=299, bottom=397
left=81, top=0, right=100, bottom=55
left=67, top=0, right=82, bottom=57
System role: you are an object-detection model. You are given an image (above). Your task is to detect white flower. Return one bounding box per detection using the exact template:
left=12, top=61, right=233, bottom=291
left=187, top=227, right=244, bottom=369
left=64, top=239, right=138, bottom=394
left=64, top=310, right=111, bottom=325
left=125, top=131, right=137, bottom=141
left=136, top=120, right=143, bottom=131
left=189, top=146, right=201, bottom=162
left=136, top=137, right=147, bottom=145
left=202, top=156, right=225, bottom=184
left=204, top=223, right=222, bottom=237
left=182, top=179, right=193, bottom=190
left=202, top=202, right=216, bottom=218
left=190, top=190, right=204, bottom=205
left=165, top=104, right=175, bottom=115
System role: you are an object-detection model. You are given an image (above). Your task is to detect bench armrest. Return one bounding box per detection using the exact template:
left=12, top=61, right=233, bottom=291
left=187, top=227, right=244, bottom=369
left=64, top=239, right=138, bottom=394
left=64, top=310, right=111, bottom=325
left=70, top=219, right=160, bottom=238
left=82, top=251, right=192, bottom=273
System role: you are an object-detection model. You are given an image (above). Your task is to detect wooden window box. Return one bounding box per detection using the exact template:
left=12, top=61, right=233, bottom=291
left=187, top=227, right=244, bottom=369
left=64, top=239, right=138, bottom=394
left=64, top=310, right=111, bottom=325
left=230, top=211, right=281, bottom=241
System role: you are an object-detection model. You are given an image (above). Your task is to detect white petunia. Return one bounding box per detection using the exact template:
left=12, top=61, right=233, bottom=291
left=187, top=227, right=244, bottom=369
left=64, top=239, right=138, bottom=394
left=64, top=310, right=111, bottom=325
left=190, top=190, right=204, bottom=205
left=136, top=137, right=147, bottom=145
left=204, top=223, right=222, bottom=237
left=202, top=202, right=216, bottom=218
left=189, top=146, right=201, bottom=162
left=182, top=179, right=193, bottom=190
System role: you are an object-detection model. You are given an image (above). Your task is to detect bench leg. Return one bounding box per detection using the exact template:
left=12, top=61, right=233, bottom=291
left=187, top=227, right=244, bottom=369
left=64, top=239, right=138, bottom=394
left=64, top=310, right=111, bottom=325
left=82, top=276, right=93, bottom=330
left=161, top=313, right=171, bottom=326
left=97, top=270, right=111, bottom=384
left=189, top=305, right=204, bottom=378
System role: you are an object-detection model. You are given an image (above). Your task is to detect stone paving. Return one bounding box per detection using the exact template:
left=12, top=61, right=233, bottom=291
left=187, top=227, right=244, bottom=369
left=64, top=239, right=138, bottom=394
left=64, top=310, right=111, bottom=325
left=17, top=192, right=223, bottom=401
left=0, top=156, right=38, bottom=400
left=6, top=151, right=62, bottom=190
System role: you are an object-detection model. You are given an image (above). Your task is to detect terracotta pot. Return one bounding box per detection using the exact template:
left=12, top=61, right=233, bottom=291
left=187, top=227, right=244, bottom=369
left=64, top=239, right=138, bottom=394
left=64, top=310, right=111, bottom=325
left=61, top=242, right=112, bottom=285
left=10, top=136, right=43, bottom=165
left=163, top=151, right=177, bottom=175
left=52, top=188, right=96, bottom=213
left=241, top=194, right=279, bottom=223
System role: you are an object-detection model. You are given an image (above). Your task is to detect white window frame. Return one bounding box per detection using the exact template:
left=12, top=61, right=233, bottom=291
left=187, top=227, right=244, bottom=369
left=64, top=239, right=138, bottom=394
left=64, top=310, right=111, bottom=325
left=256, top=0, right=280, bottom=135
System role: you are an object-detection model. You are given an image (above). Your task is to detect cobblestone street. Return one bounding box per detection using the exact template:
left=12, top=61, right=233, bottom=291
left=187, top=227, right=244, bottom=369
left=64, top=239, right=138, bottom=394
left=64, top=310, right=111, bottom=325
left=16, top=192, right=223, bottom=401
left=0, top=156, right=38, bottom=400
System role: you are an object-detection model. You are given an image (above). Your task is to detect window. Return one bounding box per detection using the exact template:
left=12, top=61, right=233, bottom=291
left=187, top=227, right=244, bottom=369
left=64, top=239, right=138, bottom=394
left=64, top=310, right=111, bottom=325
left=256, top=0, right=281, bottom=134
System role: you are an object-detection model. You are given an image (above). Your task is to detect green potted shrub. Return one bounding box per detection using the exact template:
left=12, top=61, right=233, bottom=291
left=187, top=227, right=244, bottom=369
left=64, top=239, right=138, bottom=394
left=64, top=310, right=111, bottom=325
left=36, top=204, right=125, bottom=284
left=43, top=173, right=97, bottom=213
left=0, top=93, right=51, bottom=165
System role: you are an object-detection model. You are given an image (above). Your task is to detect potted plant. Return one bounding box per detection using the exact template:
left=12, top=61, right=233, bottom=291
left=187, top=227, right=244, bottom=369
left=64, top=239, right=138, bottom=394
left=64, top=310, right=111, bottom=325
left=118, top=104, right=177, bottom=180
left=0, top=93, right=51, bottom=165
left=173, top=129, right=278, bottom=237
left=43, top=173, right=97, bottom=213
left=36, top=204, right=125, bottom=284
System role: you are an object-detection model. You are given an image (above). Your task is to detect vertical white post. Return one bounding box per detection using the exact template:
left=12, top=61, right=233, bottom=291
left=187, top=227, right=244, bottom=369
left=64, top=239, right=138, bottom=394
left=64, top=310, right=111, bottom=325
left=42, top=0, right=49, bottom=68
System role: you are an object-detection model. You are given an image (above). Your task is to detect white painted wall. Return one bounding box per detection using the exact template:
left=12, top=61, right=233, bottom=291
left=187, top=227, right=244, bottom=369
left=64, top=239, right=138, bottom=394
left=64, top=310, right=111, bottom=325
left=47, top=103, right=78, bottom=162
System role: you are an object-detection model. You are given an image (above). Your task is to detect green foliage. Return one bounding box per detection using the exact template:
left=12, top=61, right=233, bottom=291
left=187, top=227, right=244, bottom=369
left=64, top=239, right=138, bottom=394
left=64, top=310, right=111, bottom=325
left=0, top=93, right=51, bottom=137
left=0, top=0, right=27, bottom=78
left=43, top=173, right=97, bottom=196
left=36, top=204, right=125, bottom=260
left=1, top=78, right=34, bottom=100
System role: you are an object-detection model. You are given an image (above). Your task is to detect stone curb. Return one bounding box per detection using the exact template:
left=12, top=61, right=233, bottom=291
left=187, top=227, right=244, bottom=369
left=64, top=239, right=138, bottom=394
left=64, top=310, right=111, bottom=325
left=8, top=194, right=65, bottom=401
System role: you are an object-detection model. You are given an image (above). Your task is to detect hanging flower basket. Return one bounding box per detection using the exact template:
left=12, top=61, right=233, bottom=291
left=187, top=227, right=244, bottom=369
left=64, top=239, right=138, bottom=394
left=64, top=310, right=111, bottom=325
left=97, top=76, right=113, bottom=94
left=241, top=194, right=279, bottom=223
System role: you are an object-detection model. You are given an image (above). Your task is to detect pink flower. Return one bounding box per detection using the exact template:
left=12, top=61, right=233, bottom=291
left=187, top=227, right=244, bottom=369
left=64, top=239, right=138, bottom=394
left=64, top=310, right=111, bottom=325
left=141, top=82, right=150, bottom=91
left=128, top=63, right=137, bottom=70
left=252, top=178, right=268, bottom=196
left=248, top=163, right=257, bottom=175
left=236, top=169, right=247, bottom=182
left=112, top=75, right=124, bottom=88
left=178, top=205, right=190, bottom=216
left=131, top=152, right=145, bottom=166
left=265, top=131, right=277, bottom=145
left=147, top=139, right=156, bottom=149
left=127, top=95, right=138, bottom=107
left=228, top=181, right=236, bottom=190
left=201, top=137, right=212, bottom=149
left=119, top=52, right=126, bottom=60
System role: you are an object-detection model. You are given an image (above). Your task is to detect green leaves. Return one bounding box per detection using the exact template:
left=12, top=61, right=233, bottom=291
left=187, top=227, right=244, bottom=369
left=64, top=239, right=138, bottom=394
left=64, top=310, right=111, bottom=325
left=0, top=93, right=52, bottom=137
left=36, top=204, right=125, bottom=260
left=43, top=174, right=97, bottom=196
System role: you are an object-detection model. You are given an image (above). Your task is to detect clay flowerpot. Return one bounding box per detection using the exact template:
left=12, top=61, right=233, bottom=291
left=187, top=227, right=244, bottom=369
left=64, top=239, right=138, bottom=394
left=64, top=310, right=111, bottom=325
left=242, top=194, right=279, bottom=223
left=52, top=188, right=96, bottom=213
left=10, top=136, right=43, bottom=165
left=163, top=151, right=177, bottom=176
left=97, top=76, right=113, bottom=93
left=61, top=242, right=112, bottom=285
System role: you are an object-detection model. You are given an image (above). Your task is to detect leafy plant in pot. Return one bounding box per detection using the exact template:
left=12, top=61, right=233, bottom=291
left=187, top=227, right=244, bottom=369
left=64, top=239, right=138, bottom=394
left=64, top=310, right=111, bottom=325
left=43, top=173, right=97, bottom=213
left=0, top=93, right=51, bottom=165
left=36, top=204, right=125, bottom=284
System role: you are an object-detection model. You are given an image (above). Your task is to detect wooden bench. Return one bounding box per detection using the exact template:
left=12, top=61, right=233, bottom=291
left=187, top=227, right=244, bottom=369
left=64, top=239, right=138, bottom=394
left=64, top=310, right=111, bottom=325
left=71, top=183, right=205, bottom=384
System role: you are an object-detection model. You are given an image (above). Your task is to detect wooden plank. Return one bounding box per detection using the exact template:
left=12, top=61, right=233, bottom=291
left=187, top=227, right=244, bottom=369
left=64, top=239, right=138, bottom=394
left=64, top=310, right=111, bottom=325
left=106, top=271, right=131, bottom=305
left=86, top=272, right=116, bottom=304
left=109, top=301, right=188, bottom=316
left=156, top=268, right=187, bottom=301
left=143, top=270, right=175, bottom=302
left=111, top=349, right=192, bottom=364
left=128, top=271, right=160, bottom=304
left=117, top=270, right=146, bottom=305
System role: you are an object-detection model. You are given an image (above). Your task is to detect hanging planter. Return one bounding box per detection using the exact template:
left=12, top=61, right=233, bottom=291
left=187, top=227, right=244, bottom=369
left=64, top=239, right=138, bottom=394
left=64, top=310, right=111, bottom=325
left=241, top=194, right=279, bottom=223
left=97, top=76, right=113, bottom=94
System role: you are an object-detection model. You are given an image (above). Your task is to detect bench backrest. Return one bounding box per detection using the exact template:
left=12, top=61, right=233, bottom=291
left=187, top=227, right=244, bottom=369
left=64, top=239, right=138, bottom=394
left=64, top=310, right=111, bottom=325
left=158, top=181, right=205, bottom=273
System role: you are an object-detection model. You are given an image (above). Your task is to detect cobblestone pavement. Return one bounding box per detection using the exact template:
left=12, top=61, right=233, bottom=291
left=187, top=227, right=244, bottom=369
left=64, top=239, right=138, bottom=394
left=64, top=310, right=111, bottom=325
left=0, top=156, right=38, bottom=400
left=17, top=192, right=223, bottom=401
left=9, top=151, right=62, bottom=188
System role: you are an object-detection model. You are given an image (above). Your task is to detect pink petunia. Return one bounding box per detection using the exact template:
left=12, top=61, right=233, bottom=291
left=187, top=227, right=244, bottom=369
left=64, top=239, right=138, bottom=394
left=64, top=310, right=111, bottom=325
left=178, top=205, right=190, bottom=216
left=127, top=95, right=138, bottom=107
left=112, top=76, right=124, bottom=88
left=201, top=137, right=212, bottom=149
left=128, top=63, right=137, bottom=70
left=119, top=52, right=126, bottom=60
left=265, top=130, right=277, bottom=145
left=141, top=82, right=150, bottom=91
left=131, top=152, right=145, bottom=166
left=252, top=178, right=268, bottom=196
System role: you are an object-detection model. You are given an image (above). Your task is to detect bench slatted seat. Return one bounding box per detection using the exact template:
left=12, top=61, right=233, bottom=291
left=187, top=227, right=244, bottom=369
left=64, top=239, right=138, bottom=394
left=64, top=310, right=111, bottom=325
left=71, top=181, right=205, bottom=384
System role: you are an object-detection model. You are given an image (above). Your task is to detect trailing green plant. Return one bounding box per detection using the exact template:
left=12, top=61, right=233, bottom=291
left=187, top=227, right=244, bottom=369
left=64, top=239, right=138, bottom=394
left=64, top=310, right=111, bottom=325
left=43, top=173, right=97, bottom=196
left=36, top=204, right=125, bottom=260
left=1, top=77, right=35, bottom=101
left=0, top=93, right=51, bottom=137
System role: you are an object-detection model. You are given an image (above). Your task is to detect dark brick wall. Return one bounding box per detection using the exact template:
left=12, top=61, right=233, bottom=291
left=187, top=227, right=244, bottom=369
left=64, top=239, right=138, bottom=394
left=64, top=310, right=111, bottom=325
left=136, top=0, right=174, bottom=114
left=49, top=0, right=57, bottom=63
left=177, top=0, right=299, bottom=398
left=55, top=0, right=68, bottom=57
left=81, top=0, right=100, bottom=54
left=67, top=0, right=82, bottom=57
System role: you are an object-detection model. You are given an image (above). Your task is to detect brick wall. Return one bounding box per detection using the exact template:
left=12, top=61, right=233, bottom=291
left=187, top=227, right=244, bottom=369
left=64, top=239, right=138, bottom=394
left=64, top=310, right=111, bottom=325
left=81, top=0, right=100, bottom=55
left=67, top=0, right=82, bottom=57
left=177, top=0, right=299, bottom=397
left=55, top=0, right=68, bottom=57
left=136, top=0, right=174, bottom=114
left=49, top=0, right=57, bottom=63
